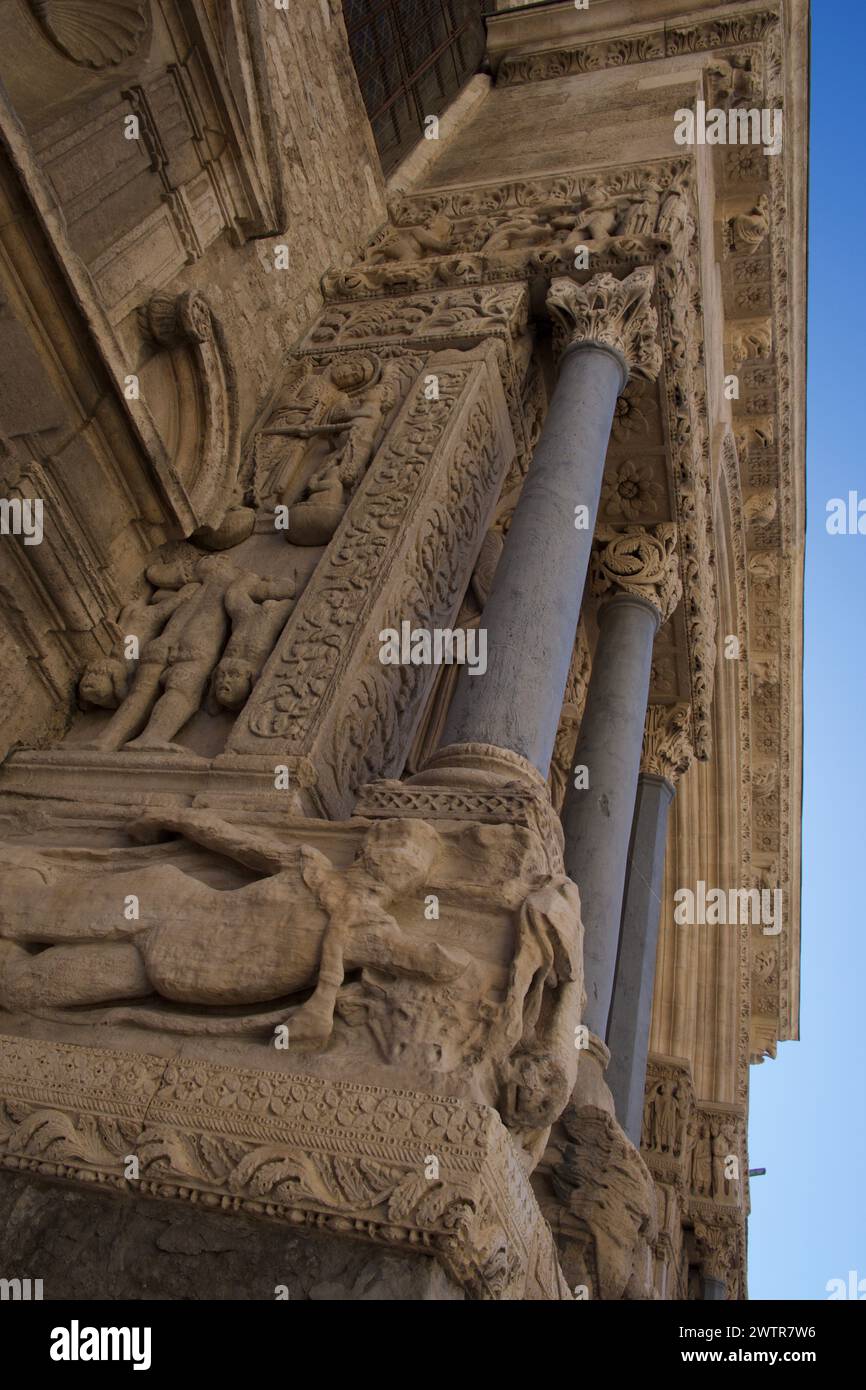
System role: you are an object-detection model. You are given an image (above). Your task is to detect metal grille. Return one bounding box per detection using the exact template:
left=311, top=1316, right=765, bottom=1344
left=342, top=0, right=489, bottom=176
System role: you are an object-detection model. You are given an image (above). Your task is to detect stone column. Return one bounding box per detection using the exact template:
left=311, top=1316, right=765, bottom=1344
left=439, top=269, right=662, bottom=778
left=606, top=705, right=694, bottom=1145
left=561, top=525, right=682, bottom=1038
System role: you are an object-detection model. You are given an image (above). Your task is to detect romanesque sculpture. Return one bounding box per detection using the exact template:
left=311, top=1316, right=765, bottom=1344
left=365, top=215, right=453, bottom=263
left=0, top=809, right=583, bottom=1151
left=549, top=1103, right=659, bottom=1300
left=259, top=355, right=411, bottom=545
left=643, top=1077, right=687, bottom=1155
left=0, top=814, right=466, bottom=1038
left=79, top=553, right=298, bottom=749
left=641, top=704, right=695, bottom=784
left=729, top=195, right=770, bottom=255
left=591, top=523, right=682, bottom=622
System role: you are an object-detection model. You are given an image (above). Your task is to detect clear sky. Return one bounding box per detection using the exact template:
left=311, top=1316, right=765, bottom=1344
left=747, top=0, right=866, bottom=1300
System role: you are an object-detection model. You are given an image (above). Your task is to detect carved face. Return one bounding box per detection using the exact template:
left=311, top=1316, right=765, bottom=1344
left=330, top=358, right=372, bottom=393
left=212, top=660, right=253, bottom=710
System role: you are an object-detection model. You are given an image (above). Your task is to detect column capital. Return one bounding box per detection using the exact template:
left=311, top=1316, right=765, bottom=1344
left=591, top=523, right=682, bottom=625
left=546, top=268, right=663, bottom=384
left=641, top=703, right=694, bottom=784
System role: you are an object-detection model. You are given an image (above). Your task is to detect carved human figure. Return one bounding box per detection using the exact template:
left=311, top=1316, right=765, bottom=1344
left=619, top=182, right=663, bottom=238
left=655, top=1080, right=680, bottom=1153
left=365, top=215, right=453, bottom=264
left=479, top=208, right=575, bottom=254
left=82, top=553, right=293, bottom=751
left=568, top=186, right=627, bottom=249
left=712, top=1126, right=738, bottom=1199
left=78, top=583, right=201, bottom=714
left=278, top=357, right=400, bottom=545
left=0, top=813, right=468, bottom=1045
left=692, top=1122, right=713, bottom=1196
left=655, top=180, right=691, bottom=249
left=209, top=572, right=298, bottom=712
left=730, top=195, right=770, bottom=255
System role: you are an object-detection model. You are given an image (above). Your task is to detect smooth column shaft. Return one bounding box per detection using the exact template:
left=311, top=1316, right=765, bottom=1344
left=441, top=345, right=625, bottom=776
left=561, top=594, right=659, bottom=1037
left=606, top=773, right=674, bottom=1145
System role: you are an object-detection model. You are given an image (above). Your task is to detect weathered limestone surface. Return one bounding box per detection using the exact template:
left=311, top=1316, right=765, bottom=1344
left=0, top=0, right=807, bottom=1302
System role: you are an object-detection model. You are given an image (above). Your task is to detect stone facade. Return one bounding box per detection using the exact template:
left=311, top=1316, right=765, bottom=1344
left=0, top=0, right=807, bottom=1300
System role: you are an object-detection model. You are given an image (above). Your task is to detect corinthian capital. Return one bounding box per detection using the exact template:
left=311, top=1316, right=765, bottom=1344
left=546, top=269, right=662, bottom=382
left=591, top=524, right=682, bottom=624
left=642, top=703, right=694, bottom=784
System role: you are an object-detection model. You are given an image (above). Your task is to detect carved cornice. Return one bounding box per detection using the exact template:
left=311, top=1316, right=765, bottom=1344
left=641, top=704, right=694, bottom=785
left=591, top=524, right=682, bottom=625
left=0, top=1037, right=571, bottom=1301
left=494, top=10, right=778, bottom=88
left=546, top=270, right=662, bottom=383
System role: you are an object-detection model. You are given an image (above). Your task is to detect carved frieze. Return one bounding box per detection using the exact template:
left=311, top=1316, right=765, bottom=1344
left=230, top=345, right=516, bottom=817
left=495, top=10, right=777, bottom=87
left=0, top=1037, right=570, bottom=1300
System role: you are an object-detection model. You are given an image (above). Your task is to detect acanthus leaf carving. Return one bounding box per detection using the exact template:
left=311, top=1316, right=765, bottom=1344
left=546, top=269, right=662, bottom=382
left=591, top=523, right=682, bottom=624
left=641, top=703, right=694, bottom=785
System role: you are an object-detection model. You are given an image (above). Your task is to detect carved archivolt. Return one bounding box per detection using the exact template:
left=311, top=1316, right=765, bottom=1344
left=138, top=290, right=241, bottom=534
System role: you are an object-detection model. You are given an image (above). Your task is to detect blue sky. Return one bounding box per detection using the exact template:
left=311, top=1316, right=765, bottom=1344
left=747, top=1, right=866, bottom=1300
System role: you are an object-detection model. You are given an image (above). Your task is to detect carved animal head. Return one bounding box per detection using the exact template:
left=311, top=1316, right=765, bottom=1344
left=78, top=659, right=129, bottom=710
left=499, top=1051, right=572, bottom=1130
left=358, top=818, right=441, bottom=893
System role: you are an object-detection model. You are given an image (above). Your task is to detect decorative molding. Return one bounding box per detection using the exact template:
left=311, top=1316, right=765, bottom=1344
left=494, top=10, right=778, bottom=87
left=0, top=1038, right=571, bottom=1301
left=137, top=290, right=241, bottom=533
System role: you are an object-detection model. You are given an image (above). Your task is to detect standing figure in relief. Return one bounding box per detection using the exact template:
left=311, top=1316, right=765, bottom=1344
left=78, top=581, right=201, bottom=716
left=209, top=571, right=299, bottom=712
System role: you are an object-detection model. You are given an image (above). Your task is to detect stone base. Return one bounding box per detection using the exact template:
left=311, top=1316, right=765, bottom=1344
left=0, top=1169, right=465, bottom=1300
left=0, top=1037, right=571, bottom=1301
